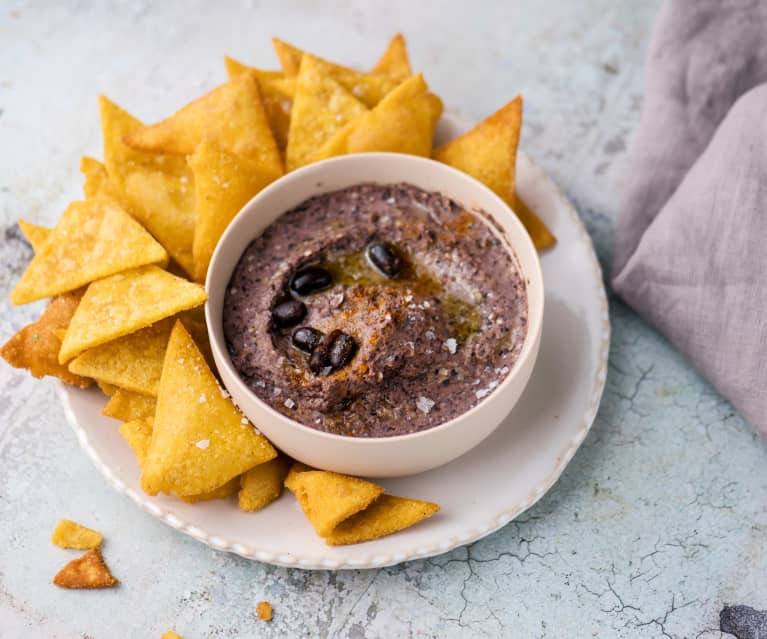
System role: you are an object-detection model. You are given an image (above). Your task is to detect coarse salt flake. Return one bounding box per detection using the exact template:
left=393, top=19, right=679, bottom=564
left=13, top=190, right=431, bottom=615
left=241, top=417, right=248, bottom=424
left=284, top=398, right=296, bottom=409
left=475, top=388, right=490, bottom=399
left=445, top=338, right=457, bottom=354
left=198, top=393, right=207, bottom=403
left=195, top=439, right=210, bottom=450
left=416, top=396, right=435, bottom=414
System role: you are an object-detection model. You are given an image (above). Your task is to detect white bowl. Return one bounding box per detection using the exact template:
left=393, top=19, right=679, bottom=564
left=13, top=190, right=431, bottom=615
left=205, top=153, right=544, bottom=477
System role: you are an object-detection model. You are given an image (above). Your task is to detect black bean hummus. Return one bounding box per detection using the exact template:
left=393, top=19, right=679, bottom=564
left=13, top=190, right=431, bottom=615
left=223, top=183, right=528, bottom=437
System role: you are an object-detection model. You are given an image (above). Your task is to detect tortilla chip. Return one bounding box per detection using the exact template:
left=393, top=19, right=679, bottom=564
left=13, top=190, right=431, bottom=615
left=140, top=321, right=276, bottom=496
left=512, top=192, right=556, bottom=251
left=285, top=54, right=368, bottom=171
left=312, top=74, right=440, bottom=162
left=0, top=290, right=92, bottom=387
left=51, top=519, right=103, bottom=549
left=100, top=96, right=196, bottom=275
left=284, top=469, right=383, bottom=537
left=178, top=476, right=240, bottom=504
left=178, top=312, right=215, bottom=370
left=10, top=197, right=168, bottom=305
left=123, top=74, right=283, bottom=178
left=119, top=417, right=153, bottom=465
left=372, top=34, right=413, bottom=82
left=68, top=318, right=173, bottom=396
left=223, top=56, right=284, bottom=84
left=17, top=219, right=51, bottom=253
left=80, top=156, right=123, bottom=203
left=162, top=632, right=183, bottom=639
left=53, top=548, right=118, bottom=589
left=325, top=494, right=440, bottom=546
left=98, top=382, right=119, bottom=396
left=103, top=389, right=157, bottom=421
left=189, top=139, right=279, bottom=282
left=238, top=456, right=291, bottom=512
left=59, top=265, right=206, bottom=363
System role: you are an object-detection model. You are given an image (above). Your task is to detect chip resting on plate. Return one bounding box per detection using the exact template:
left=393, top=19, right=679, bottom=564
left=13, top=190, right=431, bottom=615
left=141, top=321, right=276, bottom=497
left=51, top=519, right=103, bottom=549
left=58, top=265, right=206, bottom=363
left=177, top=476, right=241, bottom=504
left=238, top=456, right=291, bottom=512
left=53, top=548, right=118, bottom=589
left=17, top=218, right=51, bottom=253
left=372, top=33, right=413, bottom=82
left=10, top=196, right=168, bottom=305
left=119, top=417, right=153, bottom=465
left=102, top=388, right=157, bottom=422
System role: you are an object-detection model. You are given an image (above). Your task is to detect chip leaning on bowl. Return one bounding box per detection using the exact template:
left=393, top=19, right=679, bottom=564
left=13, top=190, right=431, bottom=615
left=1, top=34, right=554, bottom=545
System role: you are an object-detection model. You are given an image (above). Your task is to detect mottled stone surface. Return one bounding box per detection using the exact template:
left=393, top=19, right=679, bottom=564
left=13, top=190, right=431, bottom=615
left=1, top=1, right=766, bottom=637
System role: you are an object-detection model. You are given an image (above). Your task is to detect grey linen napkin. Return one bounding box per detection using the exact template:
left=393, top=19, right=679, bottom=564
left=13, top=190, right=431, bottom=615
left=612, top=0, right=767, bottom=435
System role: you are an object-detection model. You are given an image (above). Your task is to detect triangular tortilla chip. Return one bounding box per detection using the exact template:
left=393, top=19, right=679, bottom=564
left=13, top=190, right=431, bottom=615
left=284, top=469, right=383, bottom=537
left=285, top=54, right=368, bottom=171
left=98, top=381, right=119, bottom=396
left=123, top=74, right=283, bottom=178
left=325, top=494, right=440, bottom=546
left=100, top=96, right=196, bottom=275
left=53, top=548, right=118, bottom=589
left=51, top=519, right=103, bottom=549
left=239, top=456, right=291, bottom=512
left=80, top=156, right=122, bottom=202
left=178, top=476, right=241, bottom=504
left=119, top=417, right=154, bottom=465
left=372, top=34, right=413, bottom=82
left=312, top=74, right=440, bottom=162
left=103, top=388, right=157, bottom=422
left=68, top=318, right=173, bottom=395
left=59, top=265, right=206, bottom=363
left=189, top=139, right=279, bottom=282
left=511, top=192, right=556, bottom=251
left=10, top=197, right=168, bottom=305
left=18, top=219, right=51, bottom=253
left=1, top=289, right=92, bottom=387
left=141, top=321, right=276, bottom=496
left=223, top=56, right=284, bottom=84
left=162, top=632, right=183, bottom=639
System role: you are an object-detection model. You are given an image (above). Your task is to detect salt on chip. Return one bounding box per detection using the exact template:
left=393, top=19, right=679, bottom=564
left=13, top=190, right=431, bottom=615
left=372, top=33, right=413, bottom=82
left=238, top=456, right=291, bottom=512
left=51, top=519, right=103, bottom=549
left=189, top=139, right=279, bottom=282
left=18, top=219, right=51, bottom=253
left=284, top=468, right=383, bottom=537
left=285, top=54, right=368, bottom=171
left=58, top=265, right=206, bottom=363
left=53, top=548, right=118, bottom=589
left=119, top=417, right=153, bottom=465
left=141, top=321, right=276, bottom=497
left=68, top=318, right=173, bottom=396
left=178, top=476, right=240, bottom=504
left=100, top=96, right=196, bottom=275
left=0, top=290, right=92, bottom=387
left=325, top=494, right=440, bottom=546
left=103, top=389, right=157, bottom=422
left=10, top=197, right=168, bottom=305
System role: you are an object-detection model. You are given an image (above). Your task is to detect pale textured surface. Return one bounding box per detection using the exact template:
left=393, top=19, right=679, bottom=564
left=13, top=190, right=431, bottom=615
left=1, top=1, right=766, bottom=638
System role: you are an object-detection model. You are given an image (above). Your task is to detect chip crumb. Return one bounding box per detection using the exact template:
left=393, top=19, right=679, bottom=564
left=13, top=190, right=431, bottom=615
left=445, top=338, right=457, bottom=354
left=53, top=547, right=118, bottom=589
left=195, top=439, right=210, bottom=450
left=257, top=601, right=273, bottom=622
left=415, top=396, right=435, bottom=414
left=51, top=519, right=103, bottom=550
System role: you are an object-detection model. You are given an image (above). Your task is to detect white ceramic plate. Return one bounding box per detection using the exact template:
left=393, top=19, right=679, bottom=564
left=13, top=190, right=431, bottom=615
left=57, top=112, right=610, bottom=570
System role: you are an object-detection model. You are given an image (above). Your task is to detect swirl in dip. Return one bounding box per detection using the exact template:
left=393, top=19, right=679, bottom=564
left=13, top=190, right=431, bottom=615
left=223, top=183, right=528, bottom=437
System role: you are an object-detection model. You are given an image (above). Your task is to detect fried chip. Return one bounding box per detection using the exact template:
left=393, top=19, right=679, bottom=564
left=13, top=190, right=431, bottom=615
left=256, top=601, right=273, bottom=622
left=162, top=632, right=183, bottom=639
left=372, top=33, right=413, bottom=82
left=0, top=290, right=92, bottom=387
left=141, top=321, right=276, bottom=496
left=97, top=381, right=119, bottom=396
left=51, top=519, right=103, bottom=549
left=53, top=548, right=118, bottom=589
left=189, top=139, right=279, bottom=282
left=178, top=475, right=240, bottom=504
left=119, top=417, right=153, bottom=465
left=10, top=197, right=168, bottom=305
left=285, top=54, right=368, bottom=171
left=512, top=192, right=556, bottom=251
left=80, top=156, right=122, bottom=202
left=284, top=469, right=383, bottom=537
left=103, top=388, right=157, bottom=421
left=238, top=456, right=291, bottom=512
left=325, top=494, right=440, bottom=546
left=123, top=74, right=283, bottom=179
left=18, top=219, right=51, bottom=253
left=312, top=74, right=441, bottom=162
left=59, top=265, right=206, bottom=363
left=68, top=318, right=173, bottom=395
left=100, top=96, right=196, bottom=275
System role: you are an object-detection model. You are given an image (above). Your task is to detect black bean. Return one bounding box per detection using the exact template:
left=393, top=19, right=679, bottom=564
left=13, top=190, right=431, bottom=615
left=292, top=326, right=323, bottom=352
left=367, top=242, right=402, bottom=278
left=271, top=300, right=306, bottom=328
left=290, top=266, right=332, bottom=296
left=308, top=345, right=329, bottom=374
left=328, top=330, right=357, bottom=369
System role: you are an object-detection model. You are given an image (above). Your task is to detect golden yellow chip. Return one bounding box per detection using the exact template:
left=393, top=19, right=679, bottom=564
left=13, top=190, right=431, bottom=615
left=284, top=469, right=383, bottom=537
left=68, top=318, right=173, bottom=396
left=512, top=192, right=556, bottom=251
left=59, top=265, right=206, bottom=363
left=103, top=389, right=157, bottom=422
left=372, top=33, right=413, bottom=82
left=18, top=219, right=51, bottom=253
left=100, top=96, right=196, bottom=275
left=312, top=74, right=440, bottom=162
left=162, top=632, right=183, bottom=639
left=325, top=494, right=440, bottom=546
left=10, top=197, right=168, bottom=305
left=141, top=321, right=276, bottom=497
left=97, top=382, right=119, bottom=396
left=178, top=476, right=240, bottom=504
left=223, top=56, right=284, bottom=84
left=123, top=73, right=283, bottom=179
left=285, top=54, right=368, bottom=171
left=119, top=417, right=154, bottom=465
left=80, top=156, right=122, bottom=202
left=51, top=519, right=103, bottom=549
left=53, top=548, right=118, bottom=589
left=0, top=290, right=92, bottom=387
left=238, top=456, right=291, bottom=512
left=256, top=601, right=273, bottom=622
left=189, top=139, right=279, bottom=282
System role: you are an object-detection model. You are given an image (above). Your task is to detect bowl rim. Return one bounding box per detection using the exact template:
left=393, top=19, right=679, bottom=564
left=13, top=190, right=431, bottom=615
left=205, top=152, right=544, bottom=445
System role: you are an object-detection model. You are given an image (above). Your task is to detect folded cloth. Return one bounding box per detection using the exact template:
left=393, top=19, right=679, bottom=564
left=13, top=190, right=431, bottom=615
left=612, top=0, right=767, bottom=435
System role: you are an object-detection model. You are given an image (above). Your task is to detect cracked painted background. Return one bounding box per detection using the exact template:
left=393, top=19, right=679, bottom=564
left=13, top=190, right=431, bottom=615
left=1, top=1, right=766, bottom=638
